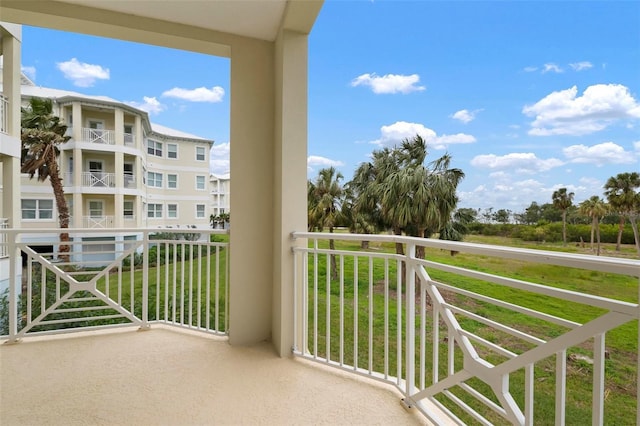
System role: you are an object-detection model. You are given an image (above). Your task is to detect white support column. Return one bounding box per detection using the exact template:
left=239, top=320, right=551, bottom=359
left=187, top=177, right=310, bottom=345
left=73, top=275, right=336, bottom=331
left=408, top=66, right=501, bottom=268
left=272, top=29, right=309, bottom=357
left=1, top=24, right=22, bottom=227
left=228, top=37, right=275, bottom=346
left=114, top=109, right=124, bottom=227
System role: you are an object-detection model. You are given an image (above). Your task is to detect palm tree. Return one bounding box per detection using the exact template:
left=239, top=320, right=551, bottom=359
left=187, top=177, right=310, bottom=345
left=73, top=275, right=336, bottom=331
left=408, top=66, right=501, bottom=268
left=21, top=97, right=71, bottom=261
left=378, top=136, right=464, bottom=259
left=311, top=167, right=344, bottom=279
left=552, top=187, right=574, bottom=246
left=604, top=172, right=640, bottom=255
left=578, top=196, right=608, bottom=256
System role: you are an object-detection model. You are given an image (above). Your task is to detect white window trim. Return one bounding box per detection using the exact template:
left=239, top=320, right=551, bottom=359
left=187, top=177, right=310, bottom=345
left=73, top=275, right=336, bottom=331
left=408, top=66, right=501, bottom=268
left=147, top=203, right=163, bottom=219
left=167, top=143, right=178, bottom=160
left=195, top=175, right=206, bottom=191
left=195, top=146, right=207, bottom=162
left=195, top=204, right=206, bottom=219
left=167, top=203, right=179, bottom=219
left=167, top=174, right=178, bottom=190
left=21, top=199, right=55, bottom=221
left=147, top=171, right=163, bottom=188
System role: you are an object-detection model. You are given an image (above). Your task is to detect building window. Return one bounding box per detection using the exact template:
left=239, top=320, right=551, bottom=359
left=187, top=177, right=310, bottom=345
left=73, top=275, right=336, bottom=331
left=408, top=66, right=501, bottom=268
left=196, top=204, right=206, bottom=219
left=123, top=201, right=134, bottom=218
left=167, top=204, right=178, bottom=218
left=196, top=146, right=206, bottom=161
left=167, top=144, right=178, bottom=159
left=147, top=172, right=163, bottom=188
left=196, top=175, right=206, bottom=190
left=167, top=174, right=178, bottom=189
left=147, top=203, right=163, bottom=218
left=21, top=199, right=54, bottom=219
left=124, top=124, right=134, bottom=145
left=147, top=140, right=162, bottom=156
left=88, top=200, right=104, bottom=217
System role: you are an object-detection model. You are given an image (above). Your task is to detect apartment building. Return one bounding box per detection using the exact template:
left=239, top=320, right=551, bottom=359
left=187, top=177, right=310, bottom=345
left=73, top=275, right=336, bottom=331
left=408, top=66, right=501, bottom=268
left=1, top=65, right=214, bottom=264
left=210, top=172, right=230, bottom=217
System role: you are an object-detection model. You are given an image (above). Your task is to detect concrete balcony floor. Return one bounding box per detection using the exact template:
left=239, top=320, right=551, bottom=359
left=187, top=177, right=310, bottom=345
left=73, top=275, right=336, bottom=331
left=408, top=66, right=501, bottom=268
left=1, top=326, right=427, bottom=425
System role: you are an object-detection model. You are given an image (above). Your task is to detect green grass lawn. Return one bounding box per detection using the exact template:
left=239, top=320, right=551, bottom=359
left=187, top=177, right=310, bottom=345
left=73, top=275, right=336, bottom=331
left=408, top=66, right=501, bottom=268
left=304, top=235, right=638, bottom=425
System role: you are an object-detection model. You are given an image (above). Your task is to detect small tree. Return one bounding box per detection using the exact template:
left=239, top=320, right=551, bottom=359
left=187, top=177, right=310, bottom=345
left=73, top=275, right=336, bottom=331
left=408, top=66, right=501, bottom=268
left=579, top=196, right=608, bottom=255
left=552, top=187, right=574, bottom=246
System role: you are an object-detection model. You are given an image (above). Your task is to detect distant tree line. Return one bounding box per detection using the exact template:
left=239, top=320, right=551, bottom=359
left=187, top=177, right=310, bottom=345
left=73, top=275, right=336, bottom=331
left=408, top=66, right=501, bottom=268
left=307, top=137, right=639, bottom=258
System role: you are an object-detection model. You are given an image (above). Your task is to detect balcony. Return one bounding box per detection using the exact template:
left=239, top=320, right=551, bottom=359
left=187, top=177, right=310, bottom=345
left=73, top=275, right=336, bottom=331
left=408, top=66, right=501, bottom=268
left=0, top=228, right=638, bottom=425
left=82, top=127, right=115, bottom=145
left=82, top=215, right=115, bottom=228
left=82, top=172, right=116, bottom=188
left=0, top=94, right=7, bottom=134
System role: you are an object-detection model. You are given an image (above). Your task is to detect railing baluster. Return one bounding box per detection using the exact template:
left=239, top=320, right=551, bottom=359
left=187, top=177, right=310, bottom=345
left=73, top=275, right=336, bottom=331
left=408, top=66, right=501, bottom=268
left=397, top=258, right=402, bottom=386
left=353, top=254, right=358, bottom=370
left=141, top=231, right=149, bottom=328
left=384, top=258, right=389, bottom=380
left=405, top=243, right=416, bottom=401
left=339, top=253, right=344, bottom=367
left=525, top=364, right=534, bottom=425
left=313, top=250, right=318, bottom=358
left=368, top=257, right=373, bottom=374
left=593, top=333, right=605, bottom=426
left=326, top=250, right=331, bottom=363
left=556, top=350, right=566, bottom=426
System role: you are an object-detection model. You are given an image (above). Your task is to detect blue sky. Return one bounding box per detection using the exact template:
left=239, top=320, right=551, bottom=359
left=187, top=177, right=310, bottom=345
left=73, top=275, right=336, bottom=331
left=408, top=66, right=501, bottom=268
left=19, top=1, right=640, bottom=213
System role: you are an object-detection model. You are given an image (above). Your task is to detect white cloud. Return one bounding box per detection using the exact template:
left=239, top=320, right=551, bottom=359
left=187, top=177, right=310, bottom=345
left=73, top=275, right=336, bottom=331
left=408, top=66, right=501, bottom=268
left=126, top=96, right=166, bottom=115
left=451, top=109, right=482, bottom=124
left=162, top=86, right=225, bottom=103
left=523, top=66, right=538, bottom=73
left=542, top=63, right=563, bottom=73
left=563, top=142, right=638, bottom=166
left=470, top=152, right=564, bottom=174
left=634, top=141, right=640, bottom=152
left=307, top=155, right=345, bottom=168
left=371, top=121, right=476, bottom=149
left=569, top=61, right=593, bottom=71
left=56, top=58, right=109, bottom=87
left=350, top=73, right=425, bottom=94
left=210, top=142, right=230, bottom=175
left=21, top=65, right=36, bottom=81
left=523, top=84, right=640, bottom=136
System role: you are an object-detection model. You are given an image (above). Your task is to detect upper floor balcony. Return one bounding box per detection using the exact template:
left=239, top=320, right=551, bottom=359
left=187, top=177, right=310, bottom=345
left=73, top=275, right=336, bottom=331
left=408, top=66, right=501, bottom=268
left=64, top=127, right=136, bottom=147
left=0, top=228, right=638, bottom=425
left=0, top=94, right=8, bottom=135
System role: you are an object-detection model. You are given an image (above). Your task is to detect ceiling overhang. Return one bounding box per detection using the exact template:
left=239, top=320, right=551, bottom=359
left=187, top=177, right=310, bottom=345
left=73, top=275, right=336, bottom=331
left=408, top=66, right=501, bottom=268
left=0, top=0, right=323, bottom=57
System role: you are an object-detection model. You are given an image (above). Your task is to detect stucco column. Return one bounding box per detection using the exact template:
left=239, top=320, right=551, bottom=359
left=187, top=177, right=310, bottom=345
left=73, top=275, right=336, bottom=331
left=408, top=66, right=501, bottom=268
left=228, top=38, right=275, bottom=346
left=1, top=24, right=22, bottom=226
left=272, top=29, right=309, bottom=356
left=113, top=109, right=124, bottom=227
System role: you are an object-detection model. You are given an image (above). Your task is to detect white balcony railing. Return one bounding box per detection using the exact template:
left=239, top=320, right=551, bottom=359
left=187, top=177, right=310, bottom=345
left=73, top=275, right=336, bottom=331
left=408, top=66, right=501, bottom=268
left=82, top=172, right=116, bottom=187
left=291, top=232, right=640, bottom=426
left=0, top=218, right=8, bottom=258
left=82, top=216, right=115, bottom=228
left=82, top=127, right=115, bottom=145
left=124, top=132, right=135, bottom=146
left=0, top=228, right=229, bottom=340
left=0, top=95, right=8, bottom=134
left=1, top=228, right=637, bottom=424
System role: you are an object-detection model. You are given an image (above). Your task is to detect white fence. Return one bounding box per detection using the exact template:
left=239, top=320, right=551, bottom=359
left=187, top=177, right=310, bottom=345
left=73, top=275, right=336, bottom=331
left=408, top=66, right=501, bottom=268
left=292, top=232, right=640, bottom=425
left=0, top=228, right=229, bottom=340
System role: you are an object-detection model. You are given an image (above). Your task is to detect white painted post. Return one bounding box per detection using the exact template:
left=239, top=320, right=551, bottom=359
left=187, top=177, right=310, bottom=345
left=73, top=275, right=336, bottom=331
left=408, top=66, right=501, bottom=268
left=405, top=242, right=416, bottom=403
left=593, top=334, right=605, bottom=426
left=140, top=231, right=149, bottom=329
left=8, top=230, right=18, bottom=342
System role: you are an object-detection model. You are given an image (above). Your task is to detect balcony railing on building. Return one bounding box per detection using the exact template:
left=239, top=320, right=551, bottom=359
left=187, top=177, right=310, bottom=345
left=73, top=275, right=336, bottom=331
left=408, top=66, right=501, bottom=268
left=1, top=228, right=638, bottom=425
left=82, top=172, right=116, bottom=188
left=0, top=228, right=229, bottom=341
left=0, top=95, right=8, bottom=134
left=83, top=215, right=115, bottom=228
left=81, top=127, right=116, bottom=145
left=0, top=218, right=8, bottom=258
left=124, top=132, right=135, bottom=146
